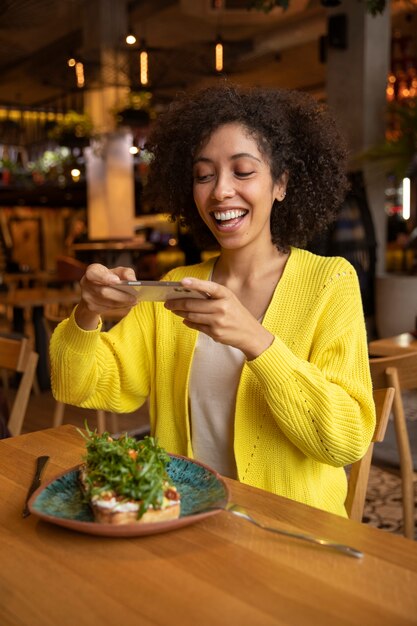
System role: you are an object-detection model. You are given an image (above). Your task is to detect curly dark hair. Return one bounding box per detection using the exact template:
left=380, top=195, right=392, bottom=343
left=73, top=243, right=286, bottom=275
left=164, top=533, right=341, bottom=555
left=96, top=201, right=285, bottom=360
left=145, top=82, right=349, bottom=251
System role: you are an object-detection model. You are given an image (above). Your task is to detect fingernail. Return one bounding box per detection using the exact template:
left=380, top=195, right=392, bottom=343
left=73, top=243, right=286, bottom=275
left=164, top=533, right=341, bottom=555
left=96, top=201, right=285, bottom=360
left=182, top=278, right=192, bottom=285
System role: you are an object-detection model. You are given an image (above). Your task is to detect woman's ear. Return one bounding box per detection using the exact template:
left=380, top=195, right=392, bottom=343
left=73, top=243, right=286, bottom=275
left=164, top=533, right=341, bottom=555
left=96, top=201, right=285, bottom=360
left=274, top=171, right=289, bottom=202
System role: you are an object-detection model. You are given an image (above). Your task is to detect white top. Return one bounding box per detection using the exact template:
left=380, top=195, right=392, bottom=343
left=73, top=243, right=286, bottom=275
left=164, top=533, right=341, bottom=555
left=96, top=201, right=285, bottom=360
left=189, top=331, right=245, bottom=478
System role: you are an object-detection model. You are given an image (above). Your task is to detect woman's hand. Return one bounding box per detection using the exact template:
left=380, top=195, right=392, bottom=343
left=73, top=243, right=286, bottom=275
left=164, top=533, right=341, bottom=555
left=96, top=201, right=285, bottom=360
left=75, top=264, right=137, bottom=330
left=164, top=277, right=274, bottom=360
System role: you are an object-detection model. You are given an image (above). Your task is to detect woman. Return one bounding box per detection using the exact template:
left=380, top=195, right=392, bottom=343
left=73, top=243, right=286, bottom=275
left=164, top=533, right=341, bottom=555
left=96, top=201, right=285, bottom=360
left=50, top=84, right=375, bottom=517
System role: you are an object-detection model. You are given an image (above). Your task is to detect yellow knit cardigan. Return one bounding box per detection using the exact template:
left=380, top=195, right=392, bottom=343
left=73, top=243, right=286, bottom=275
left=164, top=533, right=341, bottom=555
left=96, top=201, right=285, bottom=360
left=50, top=247, right=375, bottom=517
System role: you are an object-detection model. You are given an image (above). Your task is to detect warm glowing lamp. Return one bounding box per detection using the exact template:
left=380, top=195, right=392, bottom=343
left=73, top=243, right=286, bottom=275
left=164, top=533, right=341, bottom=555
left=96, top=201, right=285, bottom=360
left=71, top=168, right=81, bottom=182
left=75, top=61, right=85, bottom=88
left=140, top=49, right=149, bottom=85
left=215, top=37, right=223, bottom=73
left=402, top=177, right=411, bottom=220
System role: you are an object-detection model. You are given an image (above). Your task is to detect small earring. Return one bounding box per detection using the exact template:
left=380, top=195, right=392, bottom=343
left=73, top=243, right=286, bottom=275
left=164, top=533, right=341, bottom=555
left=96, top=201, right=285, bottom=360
left=281, top=191, right=286, bottom=201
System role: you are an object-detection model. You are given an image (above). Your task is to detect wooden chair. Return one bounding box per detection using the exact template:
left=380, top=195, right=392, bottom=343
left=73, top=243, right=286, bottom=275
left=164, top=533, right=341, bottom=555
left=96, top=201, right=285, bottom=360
left=55, top=255, right=87, bottom=285
left=0, top=330, right=40, bottom=397
left=345, top=387, right=395, bottom=524
left=0, top=336, right=38, bottom=436
left=369, top=352, right=417, bottom=540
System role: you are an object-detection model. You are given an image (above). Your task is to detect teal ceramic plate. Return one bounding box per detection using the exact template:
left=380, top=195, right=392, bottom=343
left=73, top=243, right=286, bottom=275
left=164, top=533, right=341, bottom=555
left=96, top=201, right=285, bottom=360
left=28, top=455, right=229, bottom=537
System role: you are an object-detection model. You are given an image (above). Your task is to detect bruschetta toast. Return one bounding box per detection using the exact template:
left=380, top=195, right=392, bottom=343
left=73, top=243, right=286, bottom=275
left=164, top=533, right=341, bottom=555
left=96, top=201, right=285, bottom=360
left=78, top=426, right=180, bottom=525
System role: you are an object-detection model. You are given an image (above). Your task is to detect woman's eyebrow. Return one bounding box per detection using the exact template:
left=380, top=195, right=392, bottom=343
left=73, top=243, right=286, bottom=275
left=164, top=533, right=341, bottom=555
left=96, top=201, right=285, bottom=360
left=231, top=152, right=262, bottom=163
left=193, top=152, right=262, bottom=164
left=193, top=157, right=212, bottom=165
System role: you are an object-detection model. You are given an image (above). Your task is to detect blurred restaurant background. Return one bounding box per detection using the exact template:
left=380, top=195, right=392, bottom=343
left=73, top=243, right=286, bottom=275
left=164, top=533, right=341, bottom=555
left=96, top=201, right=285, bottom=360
left=0, top=0, right=417, bottom=375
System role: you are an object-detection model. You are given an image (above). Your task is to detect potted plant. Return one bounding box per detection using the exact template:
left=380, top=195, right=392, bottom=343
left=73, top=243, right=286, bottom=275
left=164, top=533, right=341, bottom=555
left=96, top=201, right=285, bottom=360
left=48, top=111, right=94, bottom=148
left=113, top=91, right=156, bottom=129
left=362, top=98, right=417, bottom=179
left=27, top=147, right=73, bottom=185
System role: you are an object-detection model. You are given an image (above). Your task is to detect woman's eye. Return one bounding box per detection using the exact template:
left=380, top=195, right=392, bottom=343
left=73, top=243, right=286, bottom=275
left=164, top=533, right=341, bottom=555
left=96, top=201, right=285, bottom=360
left=235, top=171, right=254, bottom=178
left=194, top=173, right=213, bottom=183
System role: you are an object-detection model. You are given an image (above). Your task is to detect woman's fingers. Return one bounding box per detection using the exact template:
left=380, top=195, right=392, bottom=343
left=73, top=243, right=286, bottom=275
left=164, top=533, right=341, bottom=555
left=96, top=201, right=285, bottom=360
left=164, top=294, right=220, bottom=318
left=84, top=286, right=135, bottom=308
left=163, top=277, right=229, bottom=316
left=110, top=266, right=137, bottom=281
left=167, top=277, right=271, bottom=356
left=181, top=277, right=224, bottom=299
left=80, top=264, right=137, bottom=312
left=84, top=264, right=136, bottom=285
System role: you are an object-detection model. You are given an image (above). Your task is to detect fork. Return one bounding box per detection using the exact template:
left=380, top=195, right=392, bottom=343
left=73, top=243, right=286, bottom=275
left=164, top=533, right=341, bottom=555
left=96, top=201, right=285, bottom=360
left=224, top=503, right=363, bottom=559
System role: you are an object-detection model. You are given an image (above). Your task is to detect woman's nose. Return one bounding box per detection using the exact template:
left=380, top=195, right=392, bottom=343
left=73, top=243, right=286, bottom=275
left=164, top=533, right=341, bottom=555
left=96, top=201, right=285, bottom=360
left=211, top=173, right=235, bottom=201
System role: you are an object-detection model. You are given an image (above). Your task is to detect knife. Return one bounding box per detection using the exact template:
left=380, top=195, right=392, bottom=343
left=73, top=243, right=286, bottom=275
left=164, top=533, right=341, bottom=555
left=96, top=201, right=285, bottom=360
left=22, top=455, right=50, bottom=518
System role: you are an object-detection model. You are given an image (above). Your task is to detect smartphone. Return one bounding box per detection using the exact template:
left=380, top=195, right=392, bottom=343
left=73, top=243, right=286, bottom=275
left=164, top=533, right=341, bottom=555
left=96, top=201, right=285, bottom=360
left=112, top=280, right=209, bottom=302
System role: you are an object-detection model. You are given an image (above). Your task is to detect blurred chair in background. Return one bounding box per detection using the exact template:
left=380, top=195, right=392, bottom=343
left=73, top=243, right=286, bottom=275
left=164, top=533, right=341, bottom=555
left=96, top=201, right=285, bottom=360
left=0, top=335, right=38, bottom=437
left=55, top=255, right=86, bottom=287
left=369, top=352, right=417, bottom=539
left=345, top=387, right=395, bottom=524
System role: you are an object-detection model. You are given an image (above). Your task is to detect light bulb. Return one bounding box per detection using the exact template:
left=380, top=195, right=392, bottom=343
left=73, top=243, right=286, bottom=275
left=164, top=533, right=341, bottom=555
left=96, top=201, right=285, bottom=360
left=75, top=62, right=85, bottom=88
left=140, top=50, right=148, bottom=85
left=402, top=178, right=411, bottom=220
left=215, top=41, right=223, bottom=73
left=71, top=168, right=81, bottom=182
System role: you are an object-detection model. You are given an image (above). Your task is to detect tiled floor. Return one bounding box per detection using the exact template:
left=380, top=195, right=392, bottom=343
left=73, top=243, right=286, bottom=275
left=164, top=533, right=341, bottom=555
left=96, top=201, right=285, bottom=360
left=364, top=466, right=416, bottom=539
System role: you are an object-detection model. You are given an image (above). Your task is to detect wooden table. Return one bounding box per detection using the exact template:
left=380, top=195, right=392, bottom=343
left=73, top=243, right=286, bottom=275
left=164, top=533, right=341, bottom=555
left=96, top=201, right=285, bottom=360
left=0, top=288, right=80, bottom=389
left=3, top=270, right=58, bottom=289
left=71, top=238, right=155, bottom=269
left=369, top=332, right=417, bottom=356
left=71, top=239, right=154, bottom=252
left=1, top=425, right=416, bottom=626
left=0, top=287, right=80, bottom=310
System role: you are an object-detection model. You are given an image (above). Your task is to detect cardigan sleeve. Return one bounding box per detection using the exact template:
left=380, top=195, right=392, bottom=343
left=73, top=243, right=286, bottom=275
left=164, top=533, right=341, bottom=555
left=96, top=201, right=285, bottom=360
left=50, top=303, right=154, bottom=413
left=49, top=260, right=216, bottom=417
left=247, top=268, right=375, bottom=467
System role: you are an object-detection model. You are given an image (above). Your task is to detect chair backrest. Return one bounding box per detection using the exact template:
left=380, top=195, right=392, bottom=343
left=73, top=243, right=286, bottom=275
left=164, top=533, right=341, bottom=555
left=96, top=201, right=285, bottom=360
left=369, top=351, right=417, bottom=392
left=368, top=351, right=416, bottom=539
left=55, top=255, right=86, bottom=284
left=0, top=336, right=39, bottom=436
left=43, top=302, right=74, bottom=332
left=369, top=354, right=416, bottom=479
left=345, top=386, right=395, bottom=521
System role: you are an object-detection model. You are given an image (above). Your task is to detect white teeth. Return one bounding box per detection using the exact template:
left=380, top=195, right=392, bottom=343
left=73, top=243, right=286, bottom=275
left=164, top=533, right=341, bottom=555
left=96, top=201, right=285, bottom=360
left=213, top=210, right=246, bottom=221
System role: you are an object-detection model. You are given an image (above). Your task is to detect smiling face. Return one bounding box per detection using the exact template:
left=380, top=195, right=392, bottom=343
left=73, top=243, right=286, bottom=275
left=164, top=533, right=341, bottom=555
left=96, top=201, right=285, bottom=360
left=192, top=122, right=285, bottom=252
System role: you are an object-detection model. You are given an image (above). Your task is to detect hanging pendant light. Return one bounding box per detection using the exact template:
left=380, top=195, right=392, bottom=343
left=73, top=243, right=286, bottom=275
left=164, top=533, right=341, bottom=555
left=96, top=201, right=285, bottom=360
left=139, top=39, right=149, bottom=86
left=75, top=61, right=85, bottom=88
left=126, top=27, right=137, bottom=45
left=213, top=0, right=224, bottom=74
left=215, top=36, right=224, bottom=73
